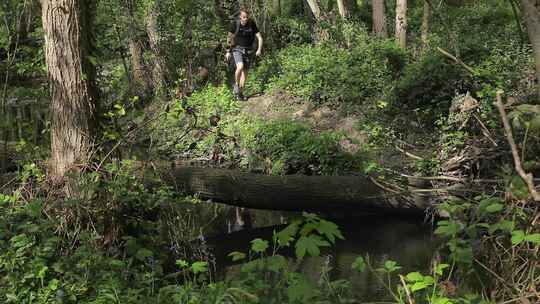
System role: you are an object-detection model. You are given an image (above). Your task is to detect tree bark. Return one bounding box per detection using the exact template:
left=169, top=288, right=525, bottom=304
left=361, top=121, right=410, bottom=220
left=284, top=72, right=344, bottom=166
left=121, top=0, right=151, bottom=97
left=306, top=0, right=322, bottom=20
left=372, top=0, right=388, bottom=38
left=42, top=0, right=97, bottom=178
left=337, top=0, right=349, bottom=19
left=421, top=0, right=430, bottom=51
left=145, top=1, right=169, bottom=94
left=395, top=0, right=407, bottom=48
left=273, top=0, right=281, bottom=16
left=520, top=0, right=540, bottom=100
left=162, top=166, right=426, bottom=215
left=305, top=0, right=330, bottom=42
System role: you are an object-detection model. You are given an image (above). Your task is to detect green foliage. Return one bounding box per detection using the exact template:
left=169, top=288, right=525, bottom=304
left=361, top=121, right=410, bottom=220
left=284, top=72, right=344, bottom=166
left=270, top=16, right=311, bottom=47
left=263, top=40, right=404, bottom=105
left=244, top=119, right=362, bottom=175
left=394, top=52, right=474, bottom=117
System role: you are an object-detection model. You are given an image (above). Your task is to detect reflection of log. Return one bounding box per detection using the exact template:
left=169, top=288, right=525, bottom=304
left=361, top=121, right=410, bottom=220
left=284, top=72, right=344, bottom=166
left=163, top=166, right=425, bottom=215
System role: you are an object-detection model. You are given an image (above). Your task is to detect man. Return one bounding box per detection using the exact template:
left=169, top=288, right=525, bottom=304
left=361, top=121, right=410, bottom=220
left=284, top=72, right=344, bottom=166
left=225, top=9, right=263, bottom=101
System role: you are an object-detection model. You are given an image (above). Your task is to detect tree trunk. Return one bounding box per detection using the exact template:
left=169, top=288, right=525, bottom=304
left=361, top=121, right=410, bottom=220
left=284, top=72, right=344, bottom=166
left=305, top=0, right=329, bottom=42
left=337, top=0, right=349, bottom=19
left=306, top=0, right=322, bottom=20
left=121, top=0, right=151, bottom=98
left=520, top=0, right=540, bottom=100
left=162, top=166, right=426, bottom=215
left=421, top=0, right=430, bottom=51
left=372, top=0, right=388, bottom=38
left=273, top=0, right=281, bottom=16
left=395, top=0, right=407, bottom=48
left=145, top=2, right=169, bottom=95
left=42, top=0, right=97, bottom=178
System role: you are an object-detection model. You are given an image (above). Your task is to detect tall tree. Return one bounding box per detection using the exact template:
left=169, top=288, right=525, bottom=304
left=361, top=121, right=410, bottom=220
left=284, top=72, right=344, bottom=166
left=272, top=0, right=281, bottom=16
left=520, top=0, right=540, bottom=99
left=395, top=0, right=407, bottom=48
left=337, top=0, right=349, bottom=19
left=372, top=0, right=387, bottom=38
left=41, top=0, right=97, bottom=178
left=421, top=0, right=431, bottom=51
left=122, top=0, right=151, bottom=98
left=145, top=0, right=169, bottom=95
left=306, top=0, right=323, bottom=21
left=306, top=0, right=329, bottom=42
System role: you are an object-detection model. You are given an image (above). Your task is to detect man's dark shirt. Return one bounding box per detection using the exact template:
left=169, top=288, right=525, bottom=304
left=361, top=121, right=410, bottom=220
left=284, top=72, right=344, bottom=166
left=229, top=19, right=259, bottom=48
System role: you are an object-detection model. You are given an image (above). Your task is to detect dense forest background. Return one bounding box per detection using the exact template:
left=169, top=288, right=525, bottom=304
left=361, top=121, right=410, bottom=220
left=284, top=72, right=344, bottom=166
left=0, top=0, right=539, bottom=303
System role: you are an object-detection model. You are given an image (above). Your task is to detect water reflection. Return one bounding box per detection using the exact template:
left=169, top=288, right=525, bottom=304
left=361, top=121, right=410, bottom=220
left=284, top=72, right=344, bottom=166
left=207, top=214, right=436, bottom=300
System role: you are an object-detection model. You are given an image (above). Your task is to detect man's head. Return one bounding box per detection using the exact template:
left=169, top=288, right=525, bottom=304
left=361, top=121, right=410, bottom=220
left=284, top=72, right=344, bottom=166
left=239, top=9, right=249, bottom=25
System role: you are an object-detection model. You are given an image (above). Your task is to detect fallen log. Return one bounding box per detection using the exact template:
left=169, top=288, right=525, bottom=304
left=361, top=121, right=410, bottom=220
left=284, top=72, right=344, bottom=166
left=161, top=166, right=427, bottom=216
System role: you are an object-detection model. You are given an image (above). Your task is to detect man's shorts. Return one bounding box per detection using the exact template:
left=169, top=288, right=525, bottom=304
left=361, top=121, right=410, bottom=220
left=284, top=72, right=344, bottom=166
left=232, top=47, right=252, bottom=69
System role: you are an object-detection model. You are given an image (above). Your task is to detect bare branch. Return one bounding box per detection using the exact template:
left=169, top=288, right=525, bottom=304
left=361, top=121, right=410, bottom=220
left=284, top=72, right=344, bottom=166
left=495, top=91, right=540, bottom=202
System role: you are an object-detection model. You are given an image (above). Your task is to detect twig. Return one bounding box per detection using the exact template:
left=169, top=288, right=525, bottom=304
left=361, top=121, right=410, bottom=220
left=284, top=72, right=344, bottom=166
left=500, top=293, right=540, bottom=304
left=437, top=47, right=477, bottom=75
left=474, top=258, right=518, bottom=293
left=399, top=274, right=415, bottom=304
left=395, top=145, right=424, bottom=160
left=495, top=91, right=540, bottom=202
left=473, top=114, right=498, bottom=147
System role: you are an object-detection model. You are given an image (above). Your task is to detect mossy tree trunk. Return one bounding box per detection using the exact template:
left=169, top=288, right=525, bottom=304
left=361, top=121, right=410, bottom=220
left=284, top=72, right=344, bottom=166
left=372, top=0, right=388, bottom=38
left=42, top=0, right=97, bottom=179
left=395, top=0, right=407, bottom=48
left=145, top=0, right=169, bottom=95
left=421, top=0, right=431, bottom=51
left=163, top=166, right=426, bottom=215
left=520, top=0, right=540, bottom=100
left=337, top=0, right=349, bottom=19
left=122, top=0, right=151, bottom=98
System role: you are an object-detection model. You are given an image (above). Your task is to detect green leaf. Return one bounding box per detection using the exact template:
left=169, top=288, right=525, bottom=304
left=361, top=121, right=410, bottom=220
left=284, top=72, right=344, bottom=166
left=275, top=222, right=299, bottom=247
left=511, top=230, right=525, bottom=245
left=488, top=220, right=514, bottom=234
left=191, top=261, right=208, bottom=274
left=406, top=271, right=424, bottom=282
left=315, top=219, right=344, bottom=243
left=135, top=248, right=153, bottom=261
left=435, top=220, right=462, bottom=237
left=250, top=238, right=269, bottom=253
left=287, top=275, right=315, bottom=302
left=423, top=275, right=435, bottom=285
left=485, top=203, right=504, bottom=213
left=433, top=297, right=451, bottom=304
left=37, top=266, right=48, bottom=279
left=27, top=199, right=42, bottom=218
left=227, top=251, right=246, bottom=262
left=351, top=256, right=366, bottom=272
left=524, top=233, right=540, bottom=244
left=410, top=281, right=429, bottom=292
left=295, top=235, right=329, bottom=259
left=478, top=197, right=504, bottom=216
left=266, top=255, right=287, bottom=273
left=48, top=279, right=59, bottom=291
left=435, top=264, right=450, bottom=276
left=176, top=259, right=189, bottom=269
left=384, top=260, right=401, bottom=273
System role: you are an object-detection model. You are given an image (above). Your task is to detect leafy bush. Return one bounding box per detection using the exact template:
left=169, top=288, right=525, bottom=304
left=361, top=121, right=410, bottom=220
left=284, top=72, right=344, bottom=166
left=262, top=40, right=405, bottom=105
left=393, top=52, right=474, bottom=116
left=270, top=16, right=312, bottom=47
left=242, top=119, right=363, bottom=175
left=152, top=85, right=238, bottom=158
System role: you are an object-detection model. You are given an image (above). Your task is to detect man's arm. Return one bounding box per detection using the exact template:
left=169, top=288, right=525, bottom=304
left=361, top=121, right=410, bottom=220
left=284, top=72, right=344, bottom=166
left=255, top=32, right=263, bottom=56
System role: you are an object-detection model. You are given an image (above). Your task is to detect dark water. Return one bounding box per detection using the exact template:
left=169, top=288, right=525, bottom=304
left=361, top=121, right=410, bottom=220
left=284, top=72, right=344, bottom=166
left=206, top=211, right=437, bottom=300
